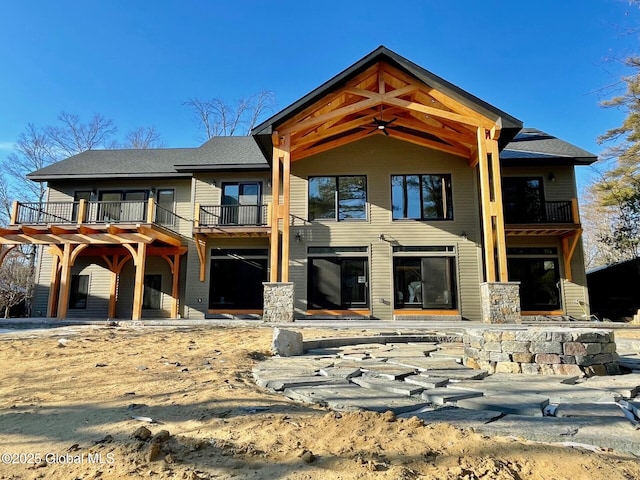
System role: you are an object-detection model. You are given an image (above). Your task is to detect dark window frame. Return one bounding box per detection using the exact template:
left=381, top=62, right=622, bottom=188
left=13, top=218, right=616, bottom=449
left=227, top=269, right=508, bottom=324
left=391, top=174, right=453, bottom=221
left=308, top=175, right=368, bottom=221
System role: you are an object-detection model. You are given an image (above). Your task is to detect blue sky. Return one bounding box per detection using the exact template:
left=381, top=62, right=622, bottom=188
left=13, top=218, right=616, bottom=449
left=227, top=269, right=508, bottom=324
left=1, top=1, right=639, bottom=192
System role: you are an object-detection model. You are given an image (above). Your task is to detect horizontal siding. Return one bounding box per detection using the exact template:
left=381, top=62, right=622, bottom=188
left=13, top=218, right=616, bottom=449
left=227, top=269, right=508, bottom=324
left=501, top=165, right=577, bottom=203
left=182, top=237, right=270, bottom=319
left=290, top=135, right=483, bottom=320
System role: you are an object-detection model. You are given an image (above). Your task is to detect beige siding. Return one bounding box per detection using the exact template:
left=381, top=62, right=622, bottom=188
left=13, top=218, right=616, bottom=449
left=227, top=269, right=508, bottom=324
left=501, top=165, right=589, bottom=317
left=290, top=135, right=483, bottom=320
left=182, top=237, right=270, bottom=318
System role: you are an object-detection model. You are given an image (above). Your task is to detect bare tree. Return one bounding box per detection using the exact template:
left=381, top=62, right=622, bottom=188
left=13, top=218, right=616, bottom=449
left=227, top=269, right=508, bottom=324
left=0, top=250, right=32, bottom=318
left=121, top=126, right=164, bottom=149
left=3, top=123, right=56, bottom=205
left=46, top=112, right=118, bottom=156
left=185, top=90, right=276, bottom=140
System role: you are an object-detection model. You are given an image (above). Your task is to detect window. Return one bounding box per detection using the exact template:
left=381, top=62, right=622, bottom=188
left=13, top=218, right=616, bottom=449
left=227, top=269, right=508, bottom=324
left=307, top=247, right=369, bottom=309
left=391, top=174, right=453, bottom=220
left=143, top=274, right=162, bottom=310
left=502, top=177, right=544, bottom=223
left=155, top=189, right=175, bottom=225
left=209, top=249, right=268, bottom=310
left=99, top=190, right=148, bottom=222
left=221, top=182, right=262, bottom=225
left=69, top=275, right=89, bottom=309
left=309, top=176, right=367, bottom=221
left=393, top=246, right=457, bottom=310
left=72, top=191, right=92, bottom=222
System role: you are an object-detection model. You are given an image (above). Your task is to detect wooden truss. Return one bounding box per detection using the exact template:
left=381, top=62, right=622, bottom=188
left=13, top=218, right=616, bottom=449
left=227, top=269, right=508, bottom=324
left=0, top=222, right=186, bottom=320
left=268, top=61, right=509, bottom=283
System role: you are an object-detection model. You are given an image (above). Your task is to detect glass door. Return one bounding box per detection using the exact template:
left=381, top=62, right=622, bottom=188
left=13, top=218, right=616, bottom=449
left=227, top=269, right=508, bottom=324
left=222, top=182, right=261, bottom=225
left=421, top=257, right=454, bottom=309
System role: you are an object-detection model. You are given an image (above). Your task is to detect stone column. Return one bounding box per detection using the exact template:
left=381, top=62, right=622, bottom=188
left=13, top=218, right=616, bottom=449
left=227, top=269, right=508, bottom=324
left=480, top=282, right=521, bottom=324
left=263, top=282, right=295, bottom=323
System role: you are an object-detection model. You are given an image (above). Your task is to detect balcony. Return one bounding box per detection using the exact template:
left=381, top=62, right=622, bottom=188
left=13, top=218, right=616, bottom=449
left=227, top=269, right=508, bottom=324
left=504, top=198, right=581, bottom=237
left=193, top=203, right=271, bottom=238
left=1, top=199, right=187, bottom=248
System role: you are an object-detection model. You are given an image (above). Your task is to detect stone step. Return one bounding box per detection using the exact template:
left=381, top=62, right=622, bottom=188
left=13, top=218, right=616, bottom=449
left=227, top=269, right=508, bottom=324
left=420, top=369, right=488, bottom=380
left=456, top=393, right=550, bottom=417
left=260, top=375, right=348, bottom=391
left=360, top=365, right=417, bottom=380
left=403, top=374, right=449, bottom=389
left=386, top=357, right=462, bottom=371
left=319, top=367, right=362, bottom=379
left=421, top=387, right=483, bottom=404
left=555, top=402, right=627, bottom=418
left=284, top=384, right=430, bottom=414
left=398, top=406, right=503, bottom=428
left=579, top=373, right=640, bottom=398
left=351, top=375, right=425, bottom=396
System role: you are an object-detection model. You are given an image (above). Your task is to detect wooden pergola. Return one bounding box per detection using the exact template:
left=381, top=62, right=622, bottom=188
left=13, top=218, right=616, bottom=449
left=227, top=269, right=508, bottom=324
left=266, top=60, right=510, bottom=285
left=0, top=199, right=187, bottom=320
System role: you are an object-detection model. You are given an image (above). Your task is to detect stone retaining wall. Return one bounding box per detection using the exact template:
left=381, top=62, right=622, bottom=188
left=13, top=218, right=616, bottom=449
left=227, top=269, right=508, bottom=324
left=463, top=327, right=620, bottom=376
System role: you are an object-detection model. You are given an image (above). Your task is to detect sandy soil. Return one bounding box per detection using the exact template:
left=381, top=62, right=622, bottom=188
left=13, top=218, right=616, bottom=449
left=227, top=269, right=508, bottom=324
left=0, top=324, right=639, bottom=480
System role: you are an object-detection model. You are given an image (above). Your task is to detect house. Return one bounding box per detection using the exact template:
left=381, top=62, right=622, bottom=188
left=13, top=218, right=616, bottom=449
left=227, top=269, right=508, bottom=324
left=0, top=46, right=597, bottom=322
left=587, top=259, right=640, bottom=321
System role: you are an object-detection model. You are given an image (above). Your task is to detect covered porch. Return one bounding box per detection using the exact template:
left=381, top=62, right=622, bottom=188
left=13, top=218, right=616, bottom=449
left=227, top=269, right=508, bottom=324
left=0, top=198, right=187, bottom=320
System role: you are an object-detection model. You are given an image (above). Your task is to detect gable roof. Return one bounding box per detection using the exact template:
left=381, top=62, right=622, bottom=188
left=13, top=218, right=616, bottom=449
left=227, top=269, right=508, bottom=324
left=252, top=45, right=524, bottom=157
left=27, top=137, right=268, bottom=181
left=500, top=128, right=597, bottom=165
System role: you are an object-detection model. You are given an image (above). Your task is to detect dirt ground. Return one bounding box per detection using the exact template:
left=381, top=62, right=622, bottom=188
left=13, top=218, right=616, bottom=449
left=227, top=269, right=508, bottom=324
left=0, top=324, right=639, bottom=480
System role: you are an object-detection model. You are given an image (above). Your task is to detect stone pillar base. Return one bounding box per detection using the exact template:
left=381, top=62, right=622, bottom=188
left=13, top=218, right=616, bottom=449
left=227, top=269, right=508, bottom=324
left=480, top=282, right=521, bottom=324
left=263, top=282, right=295, bottom=322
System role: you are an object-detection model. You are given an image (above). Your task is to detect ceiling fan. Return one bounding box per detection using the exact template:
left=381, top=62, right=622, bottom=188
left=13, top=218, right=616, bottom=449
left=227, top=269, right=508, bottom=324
left=367, top=107, right=397, bottom=136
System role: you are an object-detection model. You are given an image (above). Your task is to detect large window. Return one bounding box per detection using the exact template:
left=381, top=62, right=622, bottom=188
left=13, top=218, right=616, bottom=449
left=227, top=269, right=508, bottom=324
left=308, top=247, right=369, bottom=309
left=393, top=246, right=457, bottom=310
left=209, top=249, right=268, bottom=310
left=391, top=174, right=453, bottom=220
left=72, top=191, right=92, bottom=222
left=309, top=176, right=367, bottom=221
left=69, top=274, right=89, bottom=309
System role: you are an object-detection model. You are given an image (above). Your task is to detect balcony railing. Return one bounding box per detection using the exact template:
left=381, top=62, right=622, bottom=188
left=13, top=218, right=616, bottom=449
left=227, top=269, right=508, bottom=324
left=10, top=199, right=189, bottom=234
left=504, top=200, right=578, bottom=224
left=197, top=204, right=268, bottom=227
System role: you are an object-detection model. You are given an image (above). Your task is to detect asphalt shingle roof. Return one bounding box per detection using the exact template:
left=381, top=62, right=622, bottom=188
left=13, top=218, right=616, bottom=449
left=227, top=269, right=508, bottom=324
left=500, top=128, right=597, bottom=165
left=27, top=137, right=268, bottom=181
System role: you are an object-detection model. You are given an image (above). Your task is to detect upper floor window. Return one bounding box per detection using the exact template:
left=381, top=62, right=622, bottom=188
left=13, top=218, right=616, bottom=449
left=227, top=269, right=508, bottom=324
left=309, top=176, right=367, bottom=221
left=391, top=174, right=453, bottom=221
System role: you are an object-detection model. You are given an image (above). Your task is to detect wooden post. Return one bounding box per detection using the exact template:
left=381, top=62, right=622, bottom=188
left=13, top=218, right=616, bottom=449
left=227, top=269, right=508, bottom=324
left=46, top=246, right=62, bottom=318
left=146, top=197, right=155, bottom=223
left=488, top=137, right=508, bottom=282
left=10, top=201, right=18, bottom=225
left=193, top=203, right=200, bottom=227
left=477, top=128, right=496, bottom=282
left=280, top=133, right=291, bottom=282
left=171, top=253, right=180, bottom=318
left=77, top=199, right=87, bottom=224
left=270, top=137, right=281, bottom=282
left=571, top=198, right=580, bottom=224
left=56, top=243, right=73, bottom=319
left=131, top=242, right=147, bottom=320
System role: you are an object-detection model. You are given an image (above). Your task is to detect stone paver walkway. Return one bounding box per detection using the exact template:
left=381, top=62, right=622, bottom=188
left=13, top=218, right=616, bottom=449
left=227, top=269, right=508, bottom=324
left=253, top=331, right=640, bottom=456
